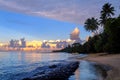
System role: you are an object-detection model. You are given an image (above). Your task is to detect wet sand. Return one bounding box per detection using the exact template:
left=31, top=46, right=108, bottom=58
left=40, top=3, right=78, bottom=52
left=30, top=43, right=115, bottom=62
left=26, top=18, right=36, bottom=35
left=78, top=53, right=120, bottom=80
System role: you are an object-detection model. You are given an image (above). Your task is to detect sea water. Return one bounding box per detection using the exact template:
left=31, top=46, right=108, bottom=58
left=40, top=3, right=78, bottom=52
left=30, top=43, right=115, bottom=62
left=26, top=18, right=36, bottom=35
left=0, top=52, right=103, bottom=80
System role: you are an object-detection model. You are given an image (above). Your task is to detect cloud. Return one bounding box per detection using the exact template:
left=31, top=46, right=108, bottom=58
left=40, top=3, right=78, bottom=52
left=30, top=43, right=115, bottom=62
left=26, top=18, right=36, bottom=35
left=0, top=0, right=119, bottom=24
left=0, top=0, right=28, bottom=12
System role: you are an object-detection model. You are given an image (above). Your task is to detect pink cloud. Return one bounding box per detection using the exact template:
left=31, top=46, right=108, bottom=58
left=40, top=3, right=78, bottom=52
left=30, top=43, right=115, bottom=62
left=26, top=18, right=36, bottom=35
left=0, top=0, right=119, bottom=24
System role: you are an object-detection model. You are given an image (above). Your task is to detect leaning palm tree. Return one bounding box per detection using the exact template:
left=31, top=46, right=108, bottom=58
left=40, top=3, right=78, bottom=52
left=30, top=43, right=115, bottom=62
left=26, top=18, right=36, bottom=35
left=100, top=3, right=115, bottom=25
left=84, top=17, right=99, bottom=35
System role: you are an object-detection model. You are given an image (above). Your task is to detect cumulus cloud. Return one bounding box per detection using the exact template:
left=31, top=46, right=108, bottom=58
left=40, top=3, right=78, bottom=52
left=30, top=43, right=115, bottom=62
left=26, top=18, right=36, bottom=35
left=0, top=0, right=119, bottom=24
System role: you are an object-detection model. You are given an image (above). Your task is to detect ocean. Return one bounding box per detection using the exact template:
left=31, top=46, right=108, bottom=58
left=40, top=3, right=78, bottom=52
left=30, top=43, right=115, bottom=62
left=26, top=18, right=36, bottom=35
left=0, top=52, right=103, bottom=80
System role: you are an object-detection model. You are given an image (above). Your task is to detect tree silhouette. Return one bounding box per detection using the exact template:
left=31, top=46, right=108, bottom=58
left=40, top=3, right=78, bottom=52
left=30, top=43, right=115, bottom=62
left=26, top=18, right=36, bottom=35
left=100, top=3, right=115, bottom=26
left=84, top=17, right=99, bottom=34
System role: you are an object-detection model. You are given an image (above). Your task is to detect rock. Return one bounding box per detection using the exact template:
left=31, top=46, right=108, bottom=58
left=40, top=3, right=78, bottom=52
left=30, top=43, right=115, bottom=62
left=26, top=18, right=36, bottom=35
left=49, top=64, right=57, bottom=68
left=23, top=61, right=79, bottom=80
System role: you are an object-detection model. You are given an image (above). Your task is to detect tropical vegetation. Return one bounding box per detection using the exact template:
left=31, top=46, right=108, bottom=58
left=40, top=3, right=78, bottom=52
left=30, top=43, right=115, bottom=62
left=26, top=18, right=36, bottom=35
left=53, top=3, right=120, bottom=54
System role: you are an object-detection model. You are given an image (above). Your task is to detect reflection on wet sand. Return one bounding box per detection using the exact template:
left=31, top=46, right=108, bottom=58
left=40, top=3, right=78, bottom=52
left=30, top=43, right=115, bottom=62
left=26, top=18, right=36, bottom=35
left=74, top=68, right=80, bottom=80
left=73, top=60, right=103, bottom=80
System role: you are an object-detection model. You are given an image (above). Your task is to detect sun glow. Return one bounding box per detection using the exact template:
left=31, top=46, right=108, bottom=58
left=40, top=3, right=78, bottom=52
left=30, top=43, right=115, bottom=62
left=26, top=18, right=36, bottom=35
left=26, top=40, right=42, bottom=48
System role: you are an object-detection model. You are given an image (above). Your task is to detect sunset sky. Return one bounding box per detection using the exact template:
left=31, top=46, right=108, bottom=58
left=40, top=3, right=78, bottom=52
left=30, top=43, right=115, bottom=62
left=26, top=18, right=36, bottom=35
left=0, top=0, right=119, bottom=42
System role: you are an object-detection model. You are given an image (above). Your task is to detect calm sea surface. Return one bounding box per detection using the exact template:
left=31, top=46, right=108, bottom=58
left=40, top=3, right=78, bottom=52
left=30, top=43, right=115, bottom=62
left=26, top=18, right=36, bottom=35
left=0, top=52, right=103, bottom=80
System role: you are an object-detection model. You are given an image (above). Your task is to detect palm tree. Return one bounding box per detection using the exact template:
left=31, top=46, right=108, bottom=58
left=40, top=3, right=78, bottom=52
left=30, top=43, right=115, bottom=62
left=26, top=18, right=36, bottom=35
left=118, top=15, right=120, bottom=18
left=100, top=3, right=115, bottom=25
left=84, top=17, right=99, bottom=34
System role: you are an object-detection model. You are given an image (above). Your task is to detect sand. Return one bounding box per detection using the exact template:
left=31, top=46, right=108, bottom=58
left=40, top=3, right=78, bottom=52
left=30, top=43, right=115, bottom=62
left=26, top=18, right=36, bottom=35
left=78, top=53, right=120, bottom=80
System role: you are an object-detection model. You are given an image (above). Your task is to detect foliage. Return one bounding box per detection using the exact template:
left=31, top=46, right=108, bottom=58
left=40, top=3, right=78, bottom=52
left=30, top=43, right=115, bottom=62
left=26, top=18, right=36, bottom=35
left=104, top=17, right=120, bottom=53
left=94, top=33, right=108, bottom=52
left=54, top=3, right=120, bottom=54
left=82, top=36, right=98, bottom=53
left=57, top=43, right=83, bottom=53
left=84, top=17, right=99, bottom=33
left=100, top=3, right=115, bottom=25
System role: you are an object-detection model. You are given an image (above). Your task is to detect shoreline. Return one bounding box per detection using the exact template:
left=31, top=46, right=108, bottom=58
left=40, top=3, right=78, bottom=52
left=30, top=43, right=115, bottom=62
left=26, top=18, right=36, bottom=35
left=77, top=53, right=120, bottom=80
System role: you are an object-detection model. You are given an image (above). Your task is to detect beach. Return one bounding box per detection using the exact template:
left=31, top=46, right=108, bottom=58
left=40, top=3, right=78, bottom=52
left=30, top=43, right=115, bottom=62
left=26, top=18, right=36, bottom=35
left=78, top=53, right=120, bottom=80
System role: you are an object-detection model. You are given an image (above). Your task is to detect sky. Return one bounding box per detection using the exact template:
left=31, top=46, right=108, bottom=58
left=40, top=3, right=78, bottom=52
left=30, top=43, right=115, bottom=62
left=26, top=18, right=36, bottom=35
left=0, top=0, right=120, bottom=42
